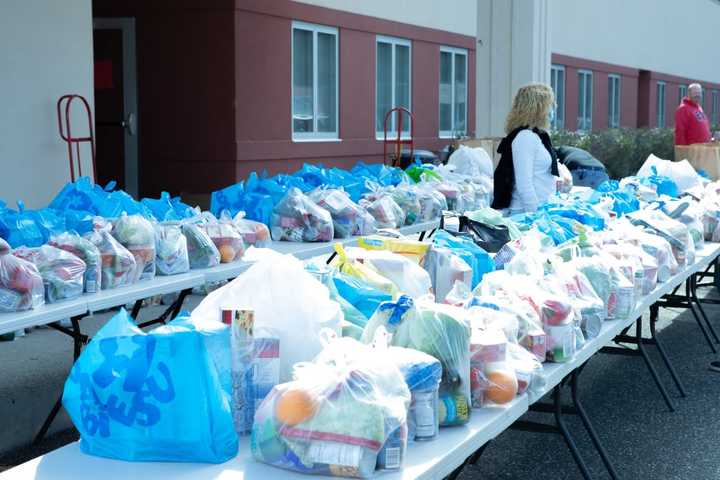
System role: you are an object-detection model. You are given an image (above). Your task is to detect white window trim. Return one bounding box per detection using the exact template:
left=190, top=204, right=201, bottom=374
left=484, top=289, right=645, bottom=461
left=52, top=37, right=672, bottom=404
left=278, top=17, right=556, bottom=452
left=656, top=81, right=667, bottom=128
left=712, top=89, right=719, bottom=125
left=375, top=35, right=412, bottom=140
left=291, top=21, right=339, bottom=142
left=679, top=84, right=688, bottom=103
left=439, top=46, right=468, bottom=139
left=608, top=74, right=621, bottom=128
left=551, top=64, right=565, bottom=130
left=578, top=69, right=593, bottom=132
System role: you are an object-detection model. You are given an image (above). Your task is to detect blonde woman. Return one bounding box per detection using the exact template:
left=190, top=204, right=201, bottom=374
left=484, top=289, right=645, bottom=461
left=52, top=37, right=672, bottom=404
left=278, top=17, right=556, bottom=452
left=492, top=83, right=559, bottom=214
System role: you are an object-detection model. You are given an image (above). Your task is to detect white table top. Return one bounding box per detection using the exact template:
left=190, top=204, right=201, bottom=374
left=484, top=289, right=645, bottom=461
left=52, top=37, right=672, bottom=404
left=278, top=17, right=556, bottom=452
left=0, top=298, right=88, bottom=336
left=0, top=396, right=528, bottom=480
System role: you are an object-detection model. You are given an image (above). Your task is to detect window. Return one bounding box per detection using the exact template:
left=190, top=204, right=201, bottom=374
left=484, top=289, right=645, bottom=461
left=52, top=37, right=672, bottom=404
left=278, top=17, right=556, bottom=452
left=376, top=36, right=411, bottom=137
left=656, top=81, right=666, bottom=127
left=291, top=22, right=338, bottom=140
left=713, top=89, right=719, bottom=126
left=679, top=84, right=688, bottom=103
left=550, top=65, right=565, bottom=130
left=608, top=74, right=621, bottom=129
left=439, top=47, right=468, bottom=138
left=577, top=70, right=593, bottom=131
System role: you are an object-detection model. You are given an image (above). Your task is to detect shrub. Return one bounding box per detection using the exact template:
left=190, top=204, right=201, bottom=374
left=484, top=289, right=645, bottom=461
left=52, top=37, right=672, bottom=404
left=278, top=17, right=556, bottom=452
left=550, top=128, right=674, bottom=179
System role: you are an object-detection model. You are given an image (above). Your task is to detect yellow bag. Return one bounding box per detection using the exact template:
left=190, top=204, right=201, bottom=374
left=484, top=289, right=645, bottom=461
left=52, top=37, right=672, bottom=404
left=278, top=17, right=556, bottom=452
left=332, top=244, right=398, bottom=296
left=357, top=236, right=430, bottom=264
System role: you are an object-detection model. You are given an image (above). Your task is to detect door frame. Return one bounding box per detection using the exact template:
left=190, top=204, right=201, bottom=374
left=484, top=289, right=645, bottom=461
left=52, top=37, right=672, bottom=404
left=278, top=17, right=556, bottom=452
left=93, top=17, right=139, bottom=197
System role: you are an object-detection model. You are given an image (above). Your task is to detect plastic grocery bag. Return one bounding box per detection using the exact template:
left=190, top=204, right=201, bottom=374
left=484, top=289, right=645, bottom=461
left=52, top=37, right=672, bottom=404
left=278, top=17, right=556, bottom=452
left=191, top=253, right=342, bottom=382
left=154, top=223, right=190, bottom=275
left=112, top=214, right=156, bottom=282
left=361, top=195, right=405, bottom=230
left=84, top=228, right=137, bottom=290
left=637, top=154, right=702, bottom=192
left=343, top=247, right=432, bottom=298
left=271, top=188, right=334, bottom=242
left=447, top=145, right=493, bottom=178
left=362, top=296, right=471, bottom=427
left=331, top=271, right=392, bottom=320
left=202, top=214, right=246, bottom=263
left=332, top=244, right=398, bottom=297
left=423, top=246, right=472, bottom=303
left=14, top=245, right=86, bottom=303
left=415, top=183, right=447, bottom=222
left=251, top=334, right=410, bottom=478
left=0, top=238, right=44, bottom=312
left=210, top=183, right=245, bottom=218
left=390, top=186, right=422, bottom=226
left=308, top=188, right=375, bottom=238
left=357, top=236, right=430, bottom=264
left=181, top=223, right=221, bottom=269
left=469, top=327, right=517, bottom=408
left=62, top=309, right=238, bottom=463
left=432, top=230, right=494, bottom=288
left=0, top=202, right=45, bottom=248
left=231, top=212, right=272, bottom=248
left=49, top=231, right=102, bottom=293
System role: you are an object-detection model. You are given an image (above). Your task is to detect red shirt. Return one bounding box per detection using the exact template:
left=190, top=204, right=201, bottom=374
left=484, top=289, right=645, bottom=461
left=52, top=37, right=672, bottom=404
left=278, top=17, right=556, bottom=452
left=674, top=97, right=711, bottom=146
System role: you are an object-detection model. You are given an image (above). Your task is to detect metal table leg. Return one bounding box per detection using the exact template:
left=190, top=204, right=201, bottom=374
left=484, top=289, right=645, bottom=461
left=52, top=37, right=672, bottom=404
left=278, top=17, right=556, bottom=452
left=684, top=279, right=718, bottom=353
left=649, top=305, right=687, bottom=397
left=635, top=317, right=676, bottom=412
left=689, top=274, right=720, bottom=344
left=33, top=313, right=87, bottom=445
left=553, top=386, right=593, bottom=480
left=136, top=288, right=193, bottom=329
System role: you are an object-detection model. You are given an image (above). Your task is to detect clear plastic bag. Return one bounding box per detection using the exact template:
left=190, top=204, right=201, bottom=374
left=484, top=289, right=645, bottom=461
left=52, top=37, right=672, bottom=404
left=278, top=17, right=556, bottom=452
left=332, top=244, right=398, bottom=297
left=628, top=208, right=694, bottom=266
left=361, top=195, right=405, bottom=230
left=251, top=334, right=410, bottom=478
left=357, top=236, right=430, bottom=264
left=231, top=211, right=271, bottom=248
left=154, top=223, right=190, bottom=275
left=181, top=222, right=221, bottom=269
left=343, top=247, right=432, bottom=299
left=447, top=145, right=493, bottom=178
left=14, top=245, right=86, bottom=303
left=308, top=188, right=375, bottom=238
left=415, top=183, right=447, bottom=222
left=202, top=215, right=246, bottom=263
left=84, top=228, right=137, bottom=289
left=49, top=231, right=102, bottom=293
left=112, top=214, right=156, bottom=282
left=390, top=186, right=422, bottom=226
left=423, top=246, right=472, bottom=303
left=554, top=264, right=605, bottom=340
left=469, top=327, right=518, bottom=407
left=272, top=188, right=334, bottom=242
left=362, top=296, right=472, bottom=427
left=191, top=253, right=342, bottom=383
left=0, top=238, right=44, bottom=312
left=507, top=342, right=544, bottom=396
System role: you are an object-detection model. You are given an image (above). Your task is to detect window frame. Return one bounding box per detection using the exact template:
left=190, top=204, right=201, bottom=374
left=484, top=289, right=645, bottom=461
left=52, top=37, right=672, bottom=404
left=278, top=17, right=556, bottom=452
left=291, top=21, right=340, bottom=142
left=656, top=81, right=667, bottom=128
left=439, top=46, right=468, bottom=139
left=712, top=89, right=720, bottom=126
left=550, top=64, right=565, bottom=130
left=608, top=74, right=621, bottom=129
left=375, top=35, right=412, bottom=140
left=577, top=69, right=593, bottom=132
left=679, top=84, right=688, bottom=104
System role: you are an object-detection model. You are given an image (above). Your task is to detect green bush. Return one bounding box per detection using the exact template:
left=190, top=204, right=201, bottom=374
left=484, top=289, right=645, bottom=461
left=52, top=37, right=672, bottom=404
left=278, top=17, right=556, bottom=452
left=550, top=128, right=674, bottom=179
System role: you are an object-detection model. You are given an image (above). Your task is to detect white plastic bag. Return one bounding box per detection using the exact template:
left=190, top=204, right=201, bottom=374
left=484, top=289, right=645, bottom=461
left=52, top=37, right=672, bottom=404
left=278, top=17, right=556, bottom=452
left=343, top=247, right=432, bottom=298
left=423, top=246, right=472, bottom=302
left=637, top=154, right=703, bottom=192
left=448, top=145, right=493, bottom=178
left=191, top=254, right=343, bottom=382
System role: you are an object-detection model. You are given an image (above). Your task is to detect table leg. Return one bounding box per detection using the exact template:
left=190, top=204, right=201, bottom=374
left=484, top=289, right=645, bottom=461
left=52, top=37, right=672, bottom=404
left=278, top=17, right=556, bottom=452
left=130, top=299, right=143, bottom=319
left=33, top=313, right=86, bottom=445
left=570, top=371, right=621, bottom=480
left=635, top=318, right=676, bottom=412
left=689, top=275, right=720, bottom=344
left=649, top=305, right=687, bottom=397
left=137, top=288, right=192, bottom=329
left=553, top=386, right=593, bottom=480
left=684, top=279, right=718, bottom=353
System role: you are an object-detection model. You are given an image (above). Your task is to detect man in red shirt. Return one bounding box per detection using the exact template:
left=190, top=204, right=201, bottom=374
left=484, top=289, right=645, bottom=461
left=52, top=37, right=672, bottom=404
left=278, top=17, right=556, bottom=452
left=674, top=83, right=711, bottom=146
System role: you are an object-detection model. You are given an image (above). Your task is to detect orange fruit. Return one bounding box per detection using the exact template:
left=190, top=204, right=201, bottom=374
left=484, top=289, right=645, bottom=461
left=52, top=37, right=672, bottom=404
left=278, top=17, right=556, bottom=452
left=485, top=370, right=518, bottom=404
left=275, top=388, right=318, bottom=426
left=219, top=244, right=236, bottom=263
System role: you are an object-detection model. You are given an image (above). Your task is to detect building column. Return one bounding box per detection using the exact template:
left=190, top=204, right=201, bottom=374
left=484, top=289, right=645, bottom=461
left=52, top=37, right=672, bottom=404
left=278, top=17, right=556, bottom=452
left=475, top=0, right=551, bottom=138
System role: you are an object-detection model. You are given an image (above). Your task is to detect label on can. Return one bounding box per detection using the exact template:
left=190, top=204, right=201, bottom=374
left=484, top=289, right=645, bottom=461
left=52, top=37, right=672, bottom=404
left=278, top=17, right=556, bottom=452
left=412, top=390, right=438, bottom=439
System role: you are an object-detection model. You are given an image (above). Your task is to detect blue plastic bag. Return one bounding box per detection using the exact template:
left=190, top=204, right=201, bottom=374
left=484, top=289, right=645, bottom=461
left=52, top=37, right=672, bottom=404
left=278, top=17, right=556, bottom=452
left=332, top=271, right=392, bottom=320
left=539, top=201, right=605, bottom=231
left=28, top=207, right=67, bottom=243
left=432, top=230, right=494, bottom=287
left=210, top=183, right=245, bottom=218
left=48, top=177, right=107, bottom=214
left=62, top=309, right=238, bottom=463
left=142, top=192, right=181, bottom=221
left=0, top=202, right=45, bottom=248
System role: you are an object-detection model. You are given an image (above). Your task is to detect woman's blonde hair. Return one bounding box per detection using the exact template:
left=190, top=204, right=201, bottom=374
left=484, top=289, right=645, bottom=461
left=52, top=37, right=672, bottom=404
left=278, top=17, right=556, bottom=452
left=504, top=83, right=555, bottom=134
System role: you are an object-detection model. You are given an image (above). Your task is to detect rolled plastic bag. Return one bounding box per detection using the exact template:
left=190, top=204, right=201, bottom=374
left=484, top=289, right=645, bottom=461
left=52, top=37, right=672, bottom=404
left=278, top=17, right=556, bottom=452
left=181, top=223, right=221, bottom=269
left=62, top=309, right=238, bottom=463
left=112, top=214, right=156, bottom=282
left=251, top=333, right=410, bottom=478
left=191, top=253, right=342, bottom=382
left=14, top=245, right=86, bottom=303
left=0, top=238, right=44, bottom=312
left=154, top=223, right=190, bottom=275
left=49, top=231, right=102, bottom=293
left=84, top=228, right=137, bottom=290
left=357, top=236, right=430, bottom=264
left=271, top=187, right=334, bottom=242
